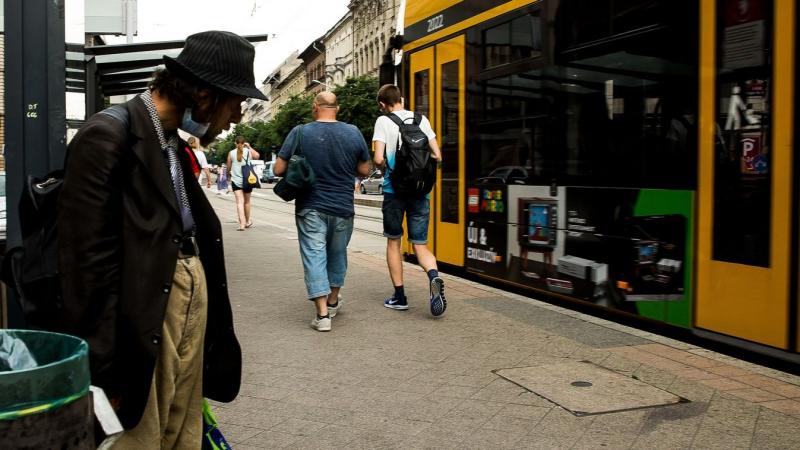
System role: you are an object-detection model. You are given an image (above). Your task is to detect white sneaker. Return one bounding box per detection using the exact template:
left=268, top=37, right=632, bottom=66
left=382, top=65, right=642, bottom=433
left=311, top=315, right=331, bottom=332
left=328, top=295, right=343, bottom=318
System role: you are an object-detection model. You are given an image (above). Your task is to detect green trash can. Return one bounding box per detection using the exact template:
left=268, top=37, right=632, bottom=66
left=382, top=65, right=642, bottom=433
left=0, top=330, right=94, bottom=449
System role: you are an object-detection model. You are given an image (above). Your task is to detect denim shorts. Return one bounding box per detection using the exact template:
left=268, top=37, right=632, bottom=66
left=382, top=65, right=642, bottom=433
left=295, top=209, right=355, bottom=300
left=382, top=193, right=430, bottom=245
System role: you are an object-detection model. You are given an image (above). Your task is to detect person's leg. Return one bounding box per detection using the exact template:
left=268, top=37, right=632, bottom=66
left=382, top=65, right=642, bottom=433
left=382, top=194, right=408, bottom=309
left=408, top=197, right=446, bottom=316
left=325, top=215, right=354, bottom=317
left=233, top=188, right=246, bottom=229
left=243, top=191, right=253, bottom=227
left=295, top=210, right=332, bottom=331
left=162, top=257, right=207, bottom=448
left=113, top=257, right=206, bottom=448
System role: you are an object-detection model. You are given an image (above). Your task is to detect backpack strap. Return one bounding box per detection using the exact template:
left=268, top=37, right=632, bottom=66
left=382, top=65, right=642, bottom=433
left=413, top=113, right=422, bottom=126
left=385, top=112, right=405, bottom=128
left=97, top=104, right=130, bottom=130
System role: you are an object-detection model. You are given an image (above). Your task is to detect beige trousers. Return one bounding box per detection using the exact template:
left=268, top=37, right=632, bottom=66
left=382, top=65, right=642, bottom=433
left=114, top=256, right=208, bottom=450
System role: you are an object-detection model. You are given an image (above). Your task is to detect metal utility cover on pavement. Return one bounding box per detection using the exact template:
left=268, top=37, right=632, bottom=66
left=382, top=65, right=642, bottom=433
left=495, top=361, right=681, bottom=416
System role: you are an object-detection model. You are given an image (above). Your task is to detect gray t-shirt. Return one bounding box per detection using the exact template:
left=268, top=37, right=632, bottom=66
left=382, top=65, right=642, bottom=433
left=278, top=121, right=370, bottom=217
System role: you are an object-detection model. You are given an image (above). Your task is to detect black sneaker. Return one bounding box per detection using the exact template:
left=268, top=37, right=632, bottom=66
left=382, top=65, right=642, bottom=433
left=384, top=295, right=409, bottom=310
left=429, top=277, right=446, bottom=317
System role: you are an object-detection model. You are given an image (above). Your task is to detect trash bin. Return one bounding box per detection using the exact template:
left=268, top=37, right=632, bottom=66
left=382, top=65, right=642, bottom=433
left=0, top=329, right=94, bottom=449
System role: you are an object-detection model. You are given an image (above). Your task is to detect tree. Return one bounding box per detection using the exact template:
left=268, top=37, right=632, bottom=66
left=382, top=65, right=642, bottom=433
left=269, top=94, right=314, bottom=146
left=333, top=75, right=381, bottom=146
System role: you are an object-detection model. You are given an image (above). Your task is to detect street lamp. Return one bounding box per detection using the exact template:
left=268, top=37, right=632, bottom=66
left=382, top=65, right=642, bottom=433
left=311, top=79, right=331, bottom=91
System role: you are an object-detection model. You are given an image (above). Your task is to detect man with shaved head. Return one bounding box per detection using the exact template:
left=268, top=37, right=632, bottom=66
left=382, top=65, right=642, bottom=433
left=274, top=92, right=371, bottom=331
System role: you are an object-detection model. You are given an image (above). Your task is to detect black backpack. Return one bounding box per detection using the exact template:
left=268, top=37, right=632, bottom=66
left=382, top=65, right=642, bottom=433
left=0, top=104, right=129, bottom=330
left=385, top=113, right=436, bottom=197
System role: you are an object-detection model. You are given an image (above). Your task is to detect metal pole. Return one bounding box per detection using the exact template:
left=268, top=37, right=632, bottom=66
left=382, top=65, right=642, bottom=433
left=3, top=0, right=66, bottom=327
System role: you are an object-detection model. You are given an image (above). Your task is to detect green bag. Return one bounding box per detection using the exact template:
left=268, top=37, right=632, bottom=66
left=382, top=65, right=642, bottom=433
left=274, top=125, right=316, bottom=201
left=201, top=399, right=231, bottom=450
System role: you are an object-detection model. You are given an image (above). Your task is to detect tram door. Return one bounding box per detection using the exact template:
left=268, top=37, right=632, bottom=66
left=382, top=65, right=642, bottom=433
left=696, top=0, right=795, bottom=350
left=406, top=36, right=466, bottom=266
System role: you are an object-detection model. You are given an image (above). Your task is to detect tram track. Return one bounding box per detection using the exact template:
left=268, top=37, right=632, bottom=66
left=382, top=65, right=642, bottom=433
left=209, top=189, right=385, bottom=237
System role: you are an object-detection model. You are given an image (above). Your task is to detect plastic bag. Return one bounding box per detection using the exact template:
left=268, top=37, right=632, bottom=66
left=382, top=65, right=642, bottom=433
left=0, top=333, right=38, bottom=371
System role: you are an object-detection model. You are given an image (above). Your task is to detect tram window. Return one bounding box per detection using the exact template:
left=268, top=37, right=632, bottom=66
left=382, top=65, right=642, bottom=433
left=712, top=0, right=773, bottom=267
left=413, top=70, right=430, bottom=117
left=483, top=14, right=542, bottom=69
left=467, top=1, right=697, bottom=190
left=441, top=60, right=460, bottom=224
left=470, top=65, right=697, bottom=189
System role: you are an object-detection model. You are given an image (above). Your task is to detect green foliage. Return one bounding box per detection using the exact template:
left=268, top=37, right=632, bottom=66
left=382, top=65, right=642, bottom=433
left=269, top=94, right=314, bottom=145
left=208, top=75, right=381, bottom=162
left=333, top=76, right=380, bottom=147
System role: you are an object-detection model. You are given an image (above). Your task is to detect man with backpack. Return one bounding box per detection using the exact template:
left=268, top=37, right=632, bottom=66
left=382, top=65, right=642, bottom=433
left=57, top=31, right=264, bottom=447
left=372, top=84, right=446, bottom=316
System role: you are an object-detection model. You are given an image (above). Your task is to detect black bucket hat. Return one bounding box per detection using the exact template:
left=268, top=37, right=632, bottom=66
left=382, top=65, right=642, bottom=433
left=164, top=31, right=268, bottom=100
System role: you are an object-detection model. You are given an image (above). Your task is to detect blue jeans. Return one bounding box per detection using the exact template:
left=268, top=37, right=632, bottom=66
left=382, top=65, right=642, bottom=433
left=382, top=193, right=430, bottom=244
left=295, top=209, right=354, bottom=300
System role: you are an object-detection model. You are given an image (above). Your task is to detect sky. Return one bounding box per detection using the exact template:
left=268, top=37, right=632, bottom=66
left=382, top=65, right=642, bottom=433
left=65, top=0, right=351, bottom=120
left=104, top=0, right=351, bottom=84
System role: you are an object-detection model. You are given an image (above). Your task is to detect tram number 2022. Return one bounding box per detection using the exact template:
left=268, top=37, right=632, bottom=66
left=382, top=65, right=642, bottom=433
left=427, top=15, right=444, bottom=33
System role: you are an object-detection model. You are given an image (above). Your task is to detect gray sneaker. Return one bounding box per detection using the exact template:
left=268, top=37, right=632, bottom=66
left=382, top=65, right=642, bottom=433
left=311, top=315, right=332, bottom=332
left=328, top=295, right=343, bottom=318
left=430, top=277, right=447, bottom=317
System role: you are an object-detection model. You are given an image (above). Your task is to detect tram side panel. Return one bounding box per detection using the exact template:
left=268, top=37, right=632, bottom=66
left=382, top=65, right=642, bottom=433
left=465, top=184, right=693, bottom=328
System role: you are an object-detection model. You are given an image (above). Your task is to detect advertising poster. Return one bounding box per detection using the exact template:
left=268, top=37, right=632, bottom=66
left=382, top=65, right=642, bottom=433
left=464, top=185, right=508, bottom=277
left=564, top=187, right=687, bottom=302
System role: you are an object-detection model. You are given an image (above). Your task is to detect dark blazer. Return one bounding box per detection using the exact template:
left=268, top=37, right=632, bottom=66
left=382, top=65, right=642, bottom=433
left=57, top=96, right=241, bottom=429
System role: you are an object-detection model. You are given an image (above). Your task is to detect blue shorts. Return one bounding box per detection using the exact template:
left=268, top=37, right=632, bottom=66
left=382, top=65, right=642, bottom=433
left=295, top=209, right=354, bottom=300
left=382, top=193, right=430, bottom=245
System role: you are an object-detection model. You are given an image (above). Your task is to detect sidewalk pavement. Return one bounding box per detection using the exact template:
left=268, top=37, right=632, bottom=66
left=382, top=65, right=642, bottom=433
left=205, top=191, right=800, bottom=449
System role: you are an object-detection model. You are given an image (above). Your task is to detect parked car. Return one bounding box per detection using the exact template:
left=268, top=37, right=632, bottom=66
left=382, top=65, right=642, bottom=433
left=359, top=170, right=384, bottom=194
left=474, top=166, right=529, bottom=185
left=260, top=161, right=280, bottom=184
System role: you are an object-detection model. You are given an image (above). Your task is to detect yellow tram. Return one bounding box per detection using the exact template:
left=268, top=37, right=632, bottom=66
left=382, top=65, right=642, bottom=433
left=386, top=0, right=798, bottom=359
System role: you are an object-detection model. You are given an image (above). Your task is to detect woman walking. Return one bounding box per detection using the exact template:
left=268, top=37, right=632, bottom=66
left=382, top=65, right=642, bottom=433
left=227, top=135, right=260, bottom=230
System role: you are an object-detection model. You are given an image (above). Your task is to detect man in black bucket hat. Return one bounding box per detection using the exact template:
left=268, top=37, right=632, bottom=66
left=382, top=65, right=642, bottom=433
left=58, top=31, right=265, bottom=448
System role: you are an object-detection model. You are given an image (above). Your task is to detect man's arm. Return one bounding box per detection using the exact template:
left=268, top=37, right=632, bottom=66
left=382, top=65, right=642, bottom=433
left=274, top=126, right=299, bottom=176
left=428, top=138, right=442, bottom=162
left=373, top=141, right=386, bottom=167
left=58, top=118, right=128, bottom=381
left=273, top=156, right=288, bottom=176
left=357, top=160, right=371, bottom=177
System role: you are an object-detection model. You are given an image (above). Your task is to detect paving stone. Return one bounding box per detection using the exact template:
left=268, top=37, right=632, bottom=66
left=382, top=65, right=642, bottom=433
left=240, top=430, right=303, bottom=449
left=464, top=428, right=528, bottom=449
left=269, top=418, right=327, bottom=436
left=697, top=377, right=753, bottom=391
left=751, top=408, right=800, bottom=449
left=518, top=433, right=580, bottom=449
left=726, top=387, right=785, bottom=403
left=572, top=430, right=639, bottom=449
left=204, top=194, right=800, bottom=448
left=759, top=399, right=800, bottom=416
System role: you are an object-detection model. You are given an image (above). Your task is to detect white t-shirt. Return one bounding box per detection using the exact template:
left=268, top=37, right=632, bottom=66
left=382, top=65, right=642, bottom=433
left=193, top=150, right=209, bottom=169
left=372, top=110, right=436, bottom=194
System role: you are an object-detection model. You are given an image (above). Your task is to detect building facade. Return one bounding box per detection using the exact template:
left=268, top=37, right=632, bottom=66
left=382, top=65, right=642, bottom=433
left=261, top=51, right=303, bottom=120
left=322, top=12, right=353, bottom=87
left=350, top=0, right=399, bottom=77
left=300, top=39, right=326, bottom=94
